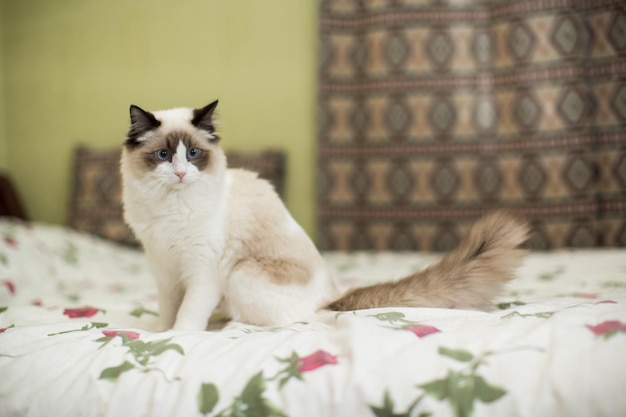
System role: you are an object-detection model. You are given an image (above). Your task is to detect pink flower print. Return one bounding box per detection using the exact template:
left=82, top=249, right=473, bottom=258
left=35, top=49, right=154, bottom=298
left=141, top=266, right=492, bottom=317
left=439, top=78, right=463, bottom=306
left=405, top=324, right=441, bottom=338
left=0, top=325, right=14, bottom=333
left=296, top=350, right=338, bottom=373
left=274, top=349, right=339, bottom=388
left=102, top=330, right=140, bottom=340
left=574, top=292, right=597, bottom=299
left=2, top=280, right=15, bottom=295
left=3, top=237, right=17, bottom=248
left=586, top=320, right=626, bottom=339
left=63, top=306, right=99, bottom=318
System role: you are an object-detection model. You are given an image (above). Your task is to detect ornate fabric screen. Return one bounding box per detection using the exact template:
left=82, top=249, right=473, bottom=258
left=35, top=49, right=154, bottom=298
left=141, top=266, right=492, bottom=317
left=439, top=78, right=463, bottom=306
left=317, top=0, right=626, bottom=251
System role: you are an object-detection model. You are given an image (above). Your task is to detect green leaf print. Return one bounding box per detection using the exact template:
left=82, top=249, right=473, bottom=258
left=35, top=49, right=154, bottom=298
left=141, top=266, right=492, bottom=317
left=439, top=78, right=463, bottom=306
left=0, top=307, right=7, bottom=314
left=374, top=390, right=396, bottom=417
left=602, top=281, right=626, bottom=289
left=240, top=372, right=267, bottom=412
left=378, top=346, right=540, bottom=417
left=501, top=310, right=556, bottom=320
left=420, top=370, right=507, bottom=417
left=438, top=347, right=474, bottom=362
left=447, top=371, right=475, bottom=417
left=66, top=293, right=81, bottom=303
left=369, top=390, right=430, bottom=417
left=336, top=259, right=358, bottom=273
left=198, top=383, right=219, bottom=416
left=370, top=390, right=409, bottom=417
left=413, top=346, right=534, bottom=417
left=538, top=266, right=564, bottom=281
left=130, top=306, right=159, bottom=318
left=199, top=351, right=339, bottom=416
left=99, top=361, right=135, bottom=381
left=421, top=378, right=449, bottom=400
left=61, top=241, right=79, bottom=265
left=473, top=375, right=506, bottom=403
left=97, top=337, right=184, bottom=382
left=122, top=338, right=184, bottom=366
left=216, top=372, right=285, bottom=417
left=369, top=311, right=411, bottom=324
left=496, top=301, right=526, bottom=310
left=48, top=322, right=108, bottom=336
left=129, top=338, right=181, bottom=355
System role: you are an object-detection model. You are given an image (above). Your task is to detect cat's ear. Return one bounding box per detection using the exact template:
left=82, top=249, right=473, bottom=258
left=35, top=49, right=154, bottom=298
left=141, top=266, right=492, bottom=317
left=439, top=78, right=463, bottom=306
left=192, top=100, right=219, bottom=139
left=126, top=105, right=161, bottom=146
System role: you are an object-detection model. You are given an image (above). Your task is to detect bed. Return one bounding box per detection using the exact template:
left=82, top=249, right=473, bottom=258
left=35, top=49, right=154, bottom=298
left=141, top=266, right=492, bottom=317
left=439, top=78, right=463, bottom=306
left=1, top=217, right=625, bottom=417
left=1, top=141, right=626, bottom=417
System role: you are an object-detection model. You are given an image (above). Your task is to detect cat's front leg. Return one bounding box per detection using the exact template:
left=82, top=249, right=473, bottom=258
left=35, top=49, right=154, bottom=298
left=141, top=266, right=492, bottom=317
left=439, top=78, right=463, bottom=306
left=150, top=264, right=184, bottom=332
left=172, top=276, right=221, bottom=331
left=156, top=280, right=183, bottom=332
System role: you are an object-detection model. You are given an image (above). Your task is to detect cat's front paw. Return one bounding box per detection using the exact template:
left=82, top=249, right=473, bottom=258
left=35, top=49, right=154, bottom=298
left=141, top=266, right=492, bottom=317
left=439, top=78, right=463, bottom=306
left=157, top=317, right=175, bottom=332
left=156, top=323, right=172, bottom=332
left=171, top=318, right=207, bottom=332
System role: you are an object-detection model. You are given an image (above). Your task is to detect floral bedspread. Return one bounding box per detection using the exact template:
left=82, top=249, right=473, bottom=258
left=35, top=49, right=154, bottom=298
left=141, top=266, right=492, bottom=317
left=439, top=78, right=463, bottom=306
left=1, top=219, right=625, bottom=417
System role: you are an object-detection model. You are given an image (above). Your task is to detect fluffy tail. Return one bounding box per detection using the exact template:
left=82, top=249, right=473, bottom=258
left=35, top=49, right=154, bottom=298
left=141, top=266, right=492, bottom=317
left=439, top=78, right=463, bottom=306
left=326, top=211, right=530, bottom=311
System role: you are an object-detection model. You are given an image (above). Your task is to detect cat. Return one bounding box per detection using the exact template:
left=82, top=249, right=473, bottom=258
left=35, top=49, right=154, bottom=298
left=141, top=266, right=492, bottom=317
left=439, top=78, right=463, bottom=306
left=120, top=100, right=530, bottom=331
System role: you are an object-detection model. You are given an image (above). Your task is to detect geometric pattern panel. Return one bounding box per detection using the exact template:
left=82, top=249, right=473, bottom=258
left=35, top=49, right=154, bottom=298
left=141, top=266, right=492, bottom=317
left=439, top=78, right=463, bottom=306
left=318, top=1, right=626, bottom=250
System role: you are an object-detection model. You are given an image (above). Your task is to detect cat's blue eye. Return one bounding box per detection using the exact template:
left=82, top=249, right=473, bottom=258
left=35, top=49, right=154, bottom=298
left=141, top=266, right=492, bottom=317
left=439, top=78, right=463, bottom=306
left=187, top=148, right=200, bottom=159
left=155, top=149, right=169, bottom=161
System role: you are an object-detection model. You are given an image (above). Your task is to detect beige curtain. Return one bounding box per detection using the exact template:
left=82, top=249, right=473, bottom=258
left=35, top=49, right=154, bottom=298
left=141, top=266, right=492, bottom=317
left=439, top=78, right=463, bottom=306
left=317, top=0, right=626, bottom=251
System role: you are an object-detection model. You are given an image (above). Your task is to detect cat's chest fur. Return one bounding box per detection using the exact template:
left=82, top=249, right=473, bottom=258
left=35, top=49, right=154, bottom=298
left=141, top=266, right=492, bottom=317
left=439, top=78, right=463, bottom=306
left=125, top=175, right=221, bottom=231
left=123, top=171, right=229, bottom=267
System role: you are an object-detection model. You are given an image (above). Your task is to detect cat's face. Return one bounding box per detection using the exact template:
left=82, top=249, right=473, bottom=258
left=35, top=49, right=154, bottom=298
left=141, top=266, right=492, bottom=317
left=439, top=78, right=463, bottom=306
left=122, top=101, right=225, bottom=187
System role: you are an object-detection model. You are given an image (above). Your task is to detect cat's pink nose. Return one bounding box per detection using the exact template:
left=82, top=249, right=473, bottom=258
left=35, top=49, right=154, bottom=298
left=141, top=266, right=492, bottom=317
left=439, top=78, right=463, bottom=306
left=175, top=172, right=186, bottom=180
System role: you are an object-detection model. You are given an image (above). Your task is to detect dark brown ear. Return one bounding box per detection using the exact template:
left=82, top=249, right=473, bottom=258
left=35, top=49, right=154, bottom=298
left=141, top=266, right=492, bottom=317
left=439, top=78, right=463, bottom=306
left=191, top=100, right=219, bottom=138
left=126, top=105, right=161, bottom=146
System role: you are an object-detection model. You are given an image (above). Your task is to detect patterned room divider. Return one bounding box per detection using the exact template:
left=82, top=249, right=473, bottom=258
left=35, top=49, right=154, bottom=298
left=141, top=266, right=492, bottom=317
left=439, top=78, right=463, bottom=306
left=317, top=0, right=626, bottom=251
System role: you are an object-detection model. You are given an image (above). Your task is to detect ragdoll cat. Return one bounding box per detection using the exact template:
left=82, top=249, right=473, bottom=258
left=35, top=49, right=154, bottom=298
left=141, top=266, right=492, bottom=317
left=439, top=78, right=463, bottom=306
left=120, top=100, right=530, bottom=331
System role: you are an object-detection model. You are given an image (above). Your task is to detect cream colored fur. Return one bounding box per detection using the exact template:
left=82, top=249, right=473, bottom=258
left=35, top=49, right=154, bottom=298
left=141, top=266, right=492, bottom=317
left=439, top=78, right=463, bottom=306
left=121, top=102, right=530, bottom=331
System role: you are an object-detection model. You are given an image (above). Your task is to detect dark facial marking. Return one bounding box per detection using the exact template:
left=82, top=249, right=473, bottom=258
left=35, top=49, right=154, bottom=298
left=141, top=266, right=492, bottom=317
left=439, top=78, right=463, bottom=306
left=126, top=105, right=161, bottom=147
left=191, top=100, right=220, bottom=141
left=140, top=131, right=211, bottom=171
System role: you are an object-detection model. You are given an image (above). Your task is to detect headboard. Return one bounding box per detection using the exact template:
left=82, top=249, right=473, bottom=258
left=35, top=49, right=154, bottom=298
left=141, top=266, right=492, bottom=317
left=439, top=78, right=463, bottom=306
left=69, top=146, right=285, bottom=247
left=0, top=173, right=28, bottom=220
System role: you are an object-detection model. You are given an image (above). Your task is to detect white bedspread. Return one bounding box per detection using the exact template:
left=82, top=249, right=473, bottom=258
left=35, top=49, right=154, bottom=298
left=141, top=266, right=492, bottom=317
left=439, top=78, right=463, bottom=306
left=1, top=219, right=625, bottom=417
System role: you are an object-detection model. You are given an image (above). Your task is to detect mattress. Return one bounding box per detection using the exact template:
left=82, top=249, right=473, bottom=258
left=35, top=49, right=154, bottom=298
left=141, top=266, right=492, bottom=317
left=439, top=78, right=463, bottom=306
left=1, top=219, right=625, bottom=417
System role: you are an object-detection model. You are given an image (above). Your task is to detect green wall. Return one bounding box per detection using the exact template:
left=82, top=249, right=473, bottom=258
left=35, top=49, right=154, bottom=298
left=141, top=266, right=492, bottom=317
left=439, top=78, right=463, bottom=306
left=0, top=1, right=6, bottom=170
left=1, top=0, right=318, bottom=235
